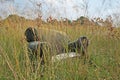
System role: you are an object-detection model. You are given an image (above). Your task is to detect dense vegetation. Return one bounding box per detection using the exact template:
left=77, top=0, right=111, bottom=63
left=0, top=15, right=120, bottom=80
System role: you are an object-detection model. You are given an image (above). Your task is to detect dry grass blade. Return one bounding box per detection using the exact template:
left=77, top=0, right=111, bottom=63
left=0, top=45, right=18, bottom=80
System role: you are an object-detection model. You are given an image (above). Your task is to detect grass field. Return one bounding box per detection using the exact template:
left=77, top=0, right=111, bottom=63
left=0, top=17, right=120, bottom=80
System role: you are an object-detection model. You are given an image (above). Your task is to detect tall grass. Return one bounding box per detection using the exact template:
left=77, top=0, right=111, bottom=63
left=0, top=19, right=120, bottom=80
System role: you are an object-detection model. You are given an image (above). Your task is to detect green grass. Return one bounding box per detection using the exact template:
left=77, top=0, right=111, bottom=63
left=0, top=25, right=120, bottom=80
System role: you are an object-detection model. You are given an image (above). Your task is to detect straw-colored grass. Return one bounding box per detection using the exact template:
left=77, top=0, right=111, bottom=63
left=0, top=18, right=120, bottom=80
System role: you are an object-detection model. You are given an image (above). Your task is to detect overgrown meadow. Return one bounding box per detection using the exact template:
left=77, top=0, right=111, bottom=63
left=0, top=15, right=120, bottom=80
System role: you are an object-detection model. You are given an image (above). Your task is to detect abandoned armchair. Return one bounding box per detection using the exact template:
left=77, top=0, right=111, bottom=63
left=24, top=27, right=89, bottom=65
